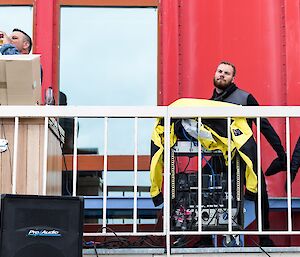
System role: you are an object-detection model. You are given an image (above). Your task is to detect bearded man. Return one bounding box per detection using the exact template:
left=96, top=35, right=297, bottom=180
left=209, top=61, right=286, bottom=246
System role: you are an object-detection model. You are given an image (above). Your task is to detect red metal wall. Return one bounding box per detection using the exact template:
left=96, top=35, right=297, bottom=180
left=32, top=0, right=300, bottom=196
left=34, top=0, right=59, bottom=104
left=160, top=0, right=300, bottom=197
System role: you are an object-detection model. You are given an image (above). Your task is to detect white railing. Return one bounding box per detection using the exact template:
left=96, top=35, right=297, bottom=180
left=0, top=105, right=300, bottom=255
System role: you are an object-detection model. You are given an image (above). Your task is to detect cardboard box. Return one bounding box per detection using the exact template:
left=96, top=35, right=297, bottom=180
left=0, top=54, right=41, bottom=105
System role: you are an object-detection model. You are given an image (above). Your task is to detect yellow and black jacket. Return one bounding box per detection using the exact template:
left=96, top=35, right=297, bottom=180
left=150, top=98, right=258, bottom=206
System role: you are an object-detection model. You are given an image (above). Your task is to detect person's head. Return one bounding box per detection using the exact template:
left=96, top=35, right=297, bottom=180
left=10, top=28, right=32, bottom=54
left=213, top=61, right=236, bottom=91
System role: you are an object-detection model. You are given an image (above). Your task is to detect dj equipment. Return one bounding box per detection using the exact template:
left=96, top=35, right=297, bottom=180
left=171, top=141, right=244, bottom=231
left=0, top=194, right=83, bottom=257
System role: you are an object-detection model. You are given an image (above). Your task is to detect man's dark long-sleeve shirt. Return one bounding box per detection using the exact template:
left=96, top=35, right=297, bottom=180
left=211, top=83, right=285, bottom=159
left=291, top=137, right=300, bottom=174
left=246, top=94, right=285, bottom=158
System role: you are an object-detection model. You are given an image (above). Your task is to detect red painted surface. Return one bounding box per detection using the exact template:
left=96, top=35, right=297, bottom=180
left=284, top=0, right=300, bottom=195
left=290, top=212, right=300, bottom=245
left=167, top=0, right=286, bottom=102
left=245, top=211, right=290, bottom=246
left=159, top=0, right=180, bottom=105
left=34, top=0, right=58, bottom=104
left=160, top=0, right=300, bottom=197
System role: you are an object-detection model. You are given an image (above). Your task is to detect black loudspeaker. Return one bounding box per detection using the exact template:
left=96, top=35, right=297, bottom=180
left=0, top=194, right=83, bottom=257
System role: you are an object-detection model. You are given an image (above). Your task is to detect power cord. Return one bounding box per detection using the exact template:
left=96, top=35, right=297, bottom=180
left=84, top=226, right=163, bottom=251
left=231, top=218, right=272, bottom=257
left=83, top=238, right=99, bottom=257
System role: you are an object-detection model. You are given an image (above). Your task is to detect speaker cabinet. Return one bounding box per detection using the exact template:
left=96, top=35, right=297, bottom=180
left=0, top=194, right=83, bottom=257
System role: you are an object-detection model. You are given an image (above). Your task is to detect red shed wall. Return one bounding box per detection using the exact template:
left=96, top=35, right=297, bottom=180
left=160, top=0, right=300, bottom=196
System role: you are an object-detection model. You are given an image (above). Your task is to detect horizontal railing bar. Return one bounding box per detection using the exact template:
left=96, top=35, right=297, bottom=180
left=84, top=231, right=300, bottom=237
left=168, top=106, right=300, bottom=118
left=169, top=231, right=300, bottom=235
left=84, top=232, right=166, bottom=237
left=0, top=106, right=167, bottom=118
left=0, top=105, right=299, bottom=118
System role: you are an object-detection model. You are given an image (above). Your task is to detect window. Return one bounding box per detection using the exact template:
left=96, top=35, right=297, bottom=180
left=60, top=7, right=158, bottom=153
left=0, top=6, right=33, bottom=38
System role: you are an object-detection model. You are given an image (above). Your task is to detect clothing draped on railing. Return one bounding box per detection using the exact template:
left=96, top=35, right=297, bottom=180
left=150, top=98, right=258, bottom=206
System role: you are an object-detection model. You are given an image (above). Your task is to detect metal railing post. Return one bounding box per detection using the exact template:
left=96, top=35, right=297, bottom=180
left=72, top=117, right=78, bottom=196
left=12, top=117, right=19, bottom=194
left=227, top=117, right=232, bottom=233
left=164, top=112, right=171, bottom=256
left=42, top=117, right=49, bottom=195
left=256, top=117, right=262, bottom=232
left=102, top=117, right=108, bottom=233
left=286, top=117, right=292, bottom=232
left=133, top=117, right=138, bottom=234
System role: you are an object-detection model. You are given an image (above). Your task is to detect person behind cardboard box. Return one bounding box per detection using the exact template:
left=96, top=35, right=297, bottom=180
left=0, top=28, right=32, bottom=55
left=0, top=28, right=43, bottom=83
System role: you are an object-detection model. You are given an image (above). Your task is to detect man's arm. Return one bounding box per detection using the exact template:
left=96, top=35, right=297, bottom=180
left=247, top=94, right=286, bottom=159
left=0, top=31, right=19, bottom=55
left=266, top=136, right=300, bottom=186
left=291, top=137, right=300, bottom=176
left=0, top=44, right=20, bottom=55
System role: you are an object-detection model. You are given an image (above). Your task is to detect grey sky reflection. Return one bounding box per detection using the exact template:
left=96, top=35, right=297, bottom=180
left=60, top=7, right=157, bottom=154
left=0, top=6, right=33, bottom=40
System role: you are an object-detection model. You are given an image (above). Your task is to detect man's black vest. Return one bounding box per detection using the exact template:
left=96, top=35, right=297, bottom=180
left=211, top=83, right=250, bottom=106
left=221, top=88, right=249, bottom=106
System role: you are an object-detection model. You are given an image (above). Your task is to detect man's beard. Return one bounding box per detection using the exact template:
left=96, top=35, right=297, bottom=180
left=213, top=77, right=233, bottom=90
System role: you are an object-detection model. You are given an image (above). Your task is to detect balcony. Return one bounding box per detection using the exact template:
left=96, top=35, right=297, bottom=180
left=0, top=104, right=299, bottom=257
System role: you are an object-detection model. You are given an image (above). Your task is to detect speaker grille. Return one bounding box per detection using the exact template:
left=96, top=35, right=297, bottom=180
left=15, top=209, right=68, bottom=230
left=14, top=243, right=65, bottom=257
